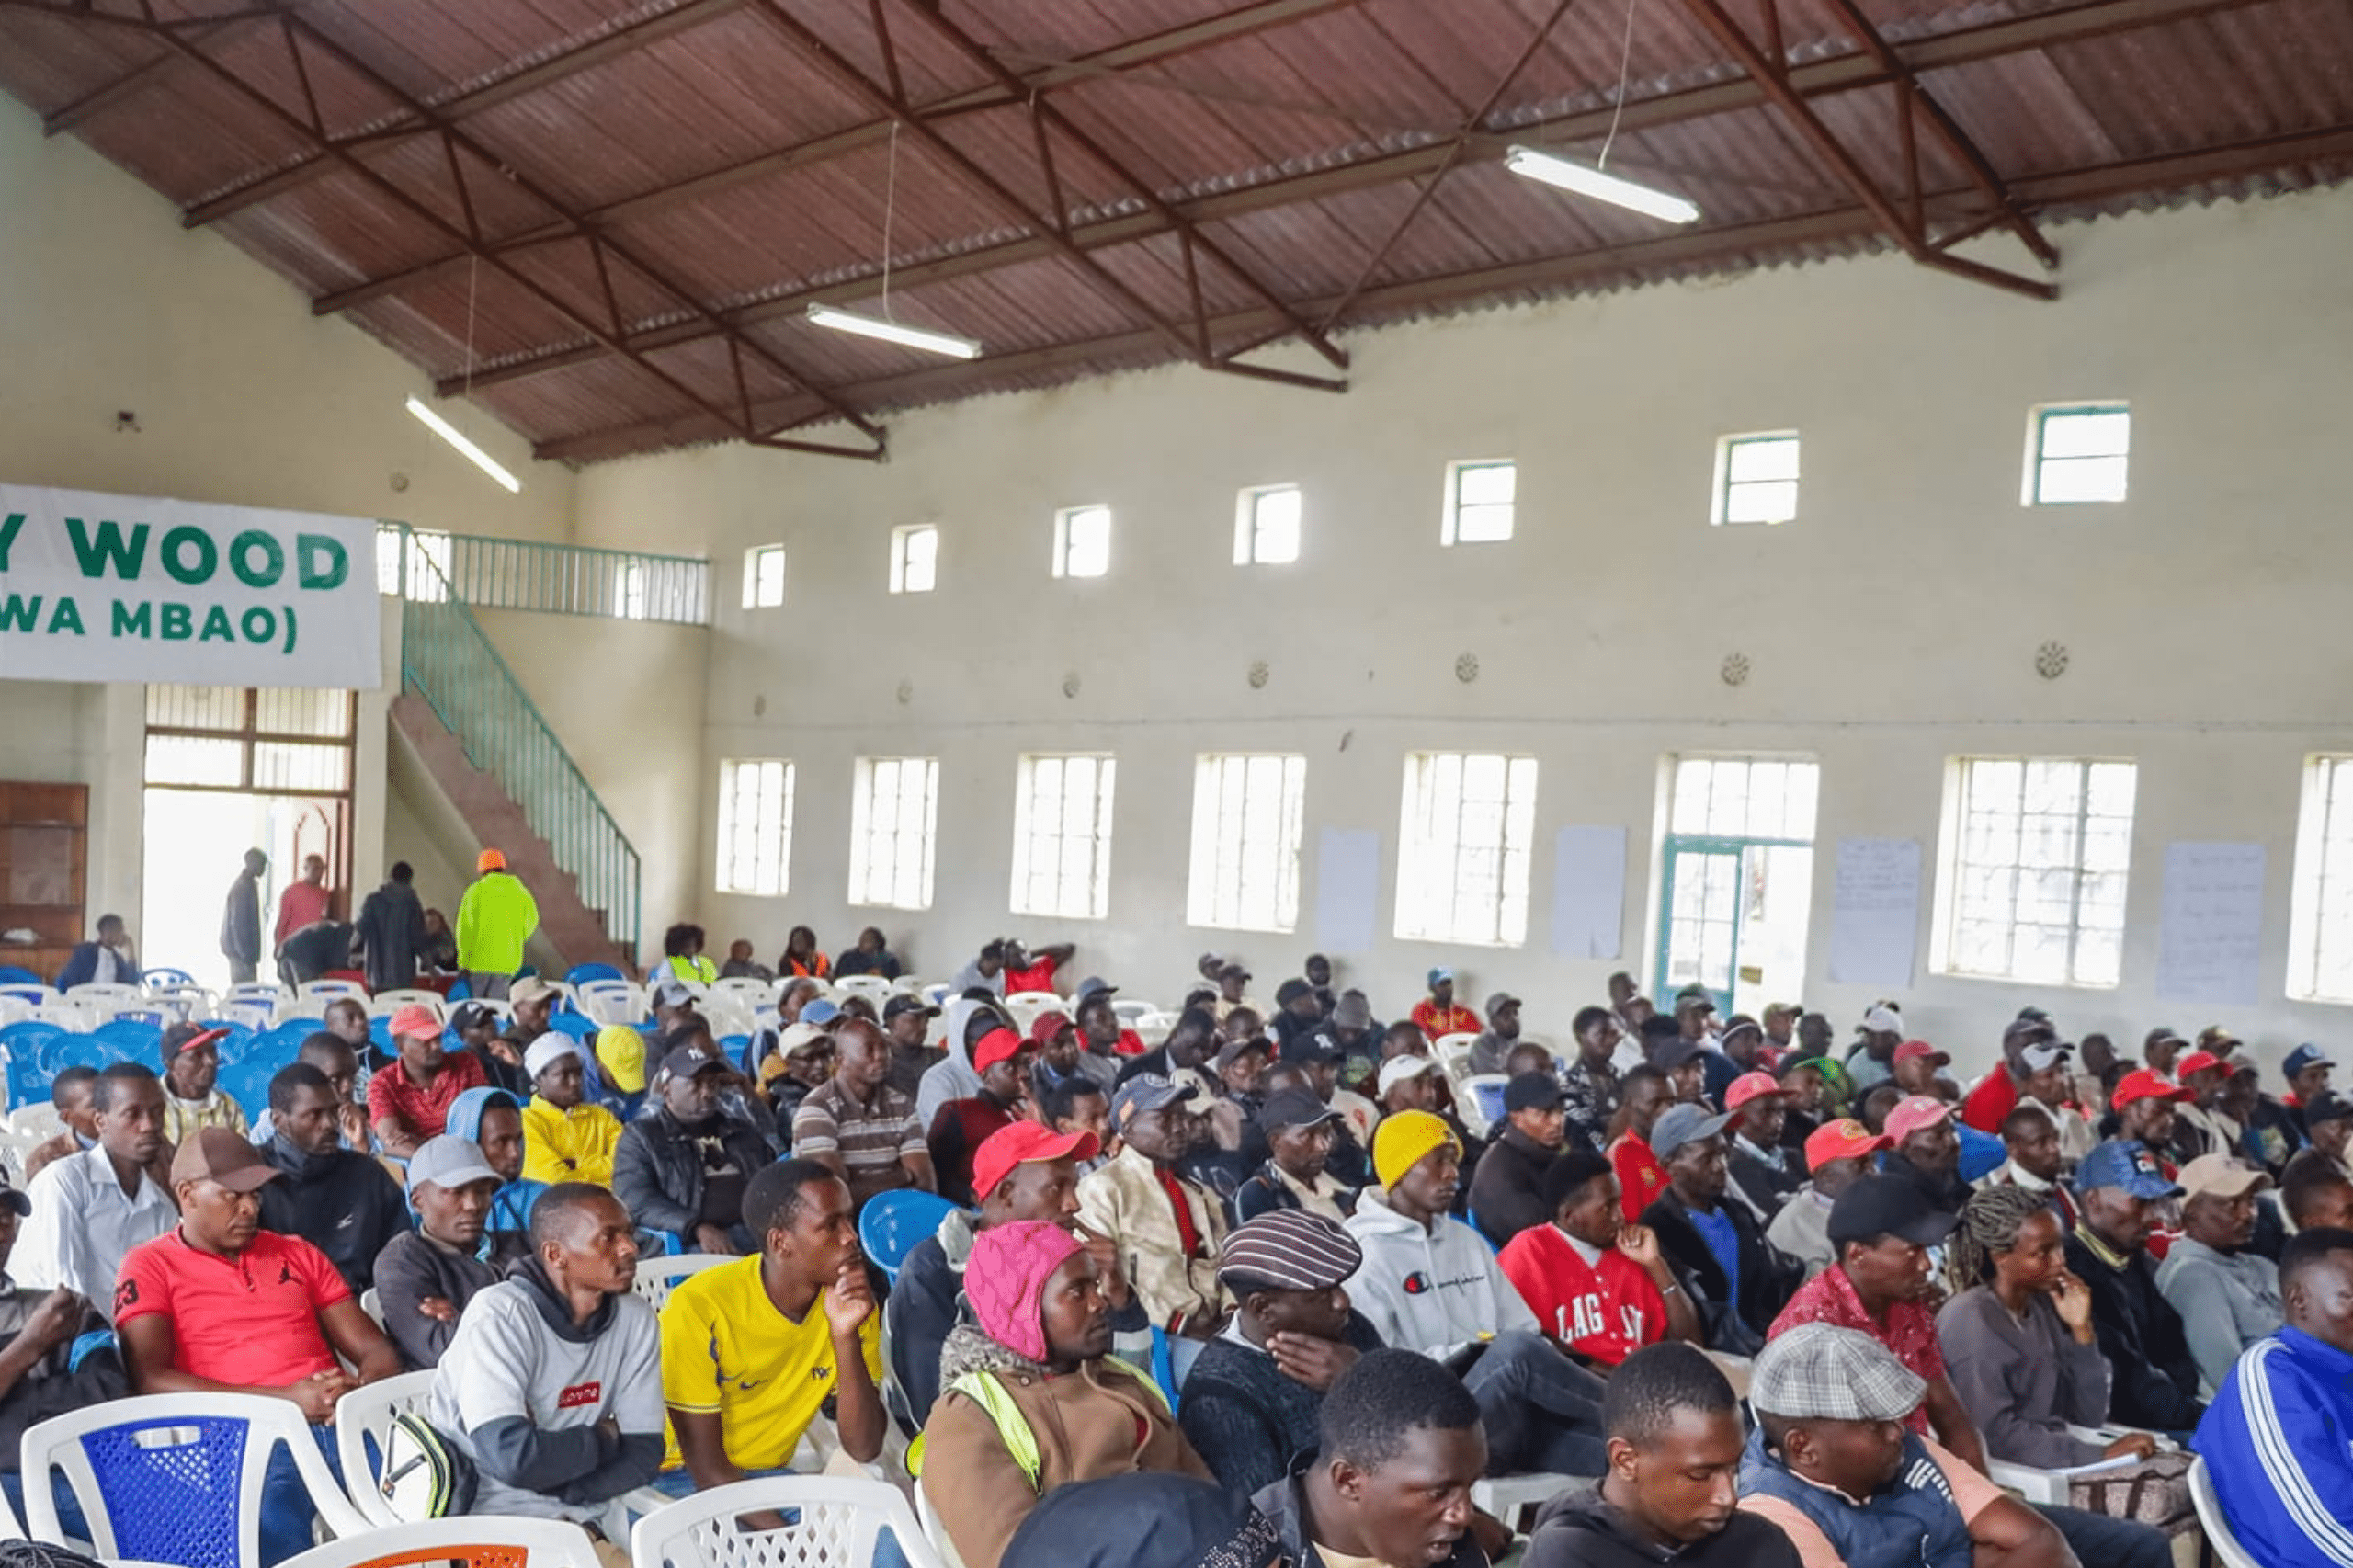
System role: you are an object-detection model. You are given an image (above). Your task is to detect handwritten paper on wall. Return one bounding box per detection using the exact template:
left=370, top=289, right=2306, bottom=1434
left=1315, top=828, right=1381, bottom=957
left=1827, top=838, right=1922, bottom=986
left=2156, top=841, right=2266, bottom=1006
left=1550, top=826, right=1628, bottom=959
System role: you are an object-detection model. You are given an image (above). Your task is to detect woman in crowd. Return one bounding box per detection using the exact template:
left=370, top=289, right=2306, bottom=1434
left=779, top=925, right=830, bottom=980
left=661, top=923, right=717, bottom=984
left=835, top=926, right=904, bottom=980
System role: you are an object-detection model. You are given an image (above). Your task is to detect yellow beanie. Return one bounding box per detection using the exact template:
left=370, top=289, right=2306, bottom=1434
left=1373, top=1109, right=1462, bottom=1192
left=596, top=1025, right=648, bottom=1094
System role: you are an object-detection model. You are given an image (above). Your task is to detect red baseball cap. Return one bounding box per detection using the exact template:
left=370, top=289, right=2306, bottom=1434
left=2111, top=1067, right=2192, bottom=1108
left=1724, top=1071, right=1783, bottom=1111
left=1893, top=1040, right=1950, bottom=1066
left=1805, top=1118, right=1891, bottom=1167
left=165, top=1024, right=231, bottom=1057
left=2174, top=1050, right=2226, bottom=1081
left=390, top=1004, right=442, bottom=1040
left=1884, top=1095, right=1957, bottom=1142
left=972, top=1027, right=1027, bottom=1074
left=1027, top=1010, right=1074, bottom=1047
left=970, top=1121, right=1101, bottom=1198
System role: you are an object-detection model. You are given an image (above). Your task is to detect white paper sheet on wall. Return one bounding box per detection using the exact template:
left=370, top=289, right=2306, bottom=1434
left=1315, top=828, right=1381, bottom=957
left=1551, top=826, right=1627, bottom=959
left=1827, top=837, right=1922, bottom=986
left=2156, top=841, right=2266, bottom=1006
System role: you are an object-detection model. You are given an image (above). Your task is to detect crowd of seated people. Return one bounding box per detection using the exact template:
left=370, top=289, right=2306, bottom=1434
left=29, top=925, right=2353, bottom=1568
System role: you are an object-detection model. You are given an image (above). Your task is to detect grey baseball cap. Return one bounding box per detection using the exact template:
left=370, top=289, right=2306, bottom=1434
left=1648, top=1102, right=1733, bottom=1160
left=406, top=1135, right=501, bottom=1191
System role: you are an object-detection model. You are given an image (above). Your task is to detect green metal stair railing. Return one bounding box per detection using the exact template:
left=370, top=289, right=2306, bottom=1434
left=390, top=523, right=642, bottom=959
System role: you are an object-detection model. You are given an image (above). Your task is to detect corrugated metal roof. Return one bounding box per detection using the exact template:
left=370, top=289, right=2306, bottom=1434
left=1, top=0, right=2346, bottom=463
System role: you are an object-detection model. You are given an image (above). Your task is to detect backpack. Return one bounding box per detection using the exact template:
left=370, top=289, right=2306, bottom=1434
left=377, top=1412, right=476, bottom=1521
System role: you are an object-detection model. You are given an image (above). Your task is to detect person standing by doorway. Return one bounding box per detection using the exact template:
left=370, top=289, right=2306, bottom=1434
left=221, top=849, right=267, bottom=986
left=274, top=854, right=332, bottom=985
left=456, top=849, right=538, bottom=1001
left=356, top=862, right=428, bottom=995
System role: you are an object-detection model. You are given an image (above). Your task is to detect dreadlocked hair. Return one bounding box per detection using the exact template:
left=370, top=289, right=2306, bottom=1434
left=1946, top=1185, right=2051, bottom=1296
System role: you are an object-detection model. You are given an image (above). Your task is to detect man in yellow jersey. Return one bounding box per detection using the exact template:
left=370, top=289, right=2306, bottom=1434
left=654, top=1159, right=886, bottom=1522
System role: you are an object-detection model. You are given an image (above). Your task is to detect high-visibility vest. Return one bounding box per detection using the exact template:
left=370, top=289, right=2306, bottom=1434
left=923, top=1360, right=1169, bottom=1487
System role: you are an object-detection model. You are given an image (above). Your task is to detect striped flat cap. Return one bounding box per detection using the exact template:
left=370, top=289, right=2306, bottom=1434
left=1217, top=1210, right=1362, bottom=1291
left=1751, top=1322, right=1927, bottom=1423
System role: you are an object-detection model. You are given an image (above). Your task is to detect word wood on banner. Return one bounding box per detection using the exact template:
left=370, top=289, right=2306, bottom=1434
left=0, top=485, right=381, bottom=689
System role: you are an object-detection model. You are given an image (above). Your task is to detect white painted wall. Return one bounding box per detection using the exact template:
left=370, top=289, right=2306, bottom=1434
left=573, top=186, right=2353, bottom=1079
left=0, top=96, right=572, bottom=944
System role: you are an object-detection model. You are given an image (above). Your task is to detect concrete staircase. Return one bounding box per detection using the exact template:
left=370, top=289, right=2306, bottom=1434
left=390, top=691, right=634, bottom=977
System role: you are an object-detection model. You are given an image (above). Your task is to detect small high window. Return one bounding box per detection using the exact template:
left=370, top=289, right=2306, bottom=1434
left=742, top=544, right=786, bottom=608
left=2028, top=403, right=2131, bottom=505
left=1053, top=506, right=1110, bottom=579
left=1234, top=485, right=1303, bottom=565
left=1714, top=434, right=1800, bottom=526
left=1443, top=461, right=1515, bottom=545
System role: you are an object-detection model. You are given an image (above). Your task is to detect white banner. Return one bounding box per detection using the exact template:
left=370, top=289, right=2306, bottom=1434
left=0, top=485, right=381, bottom=689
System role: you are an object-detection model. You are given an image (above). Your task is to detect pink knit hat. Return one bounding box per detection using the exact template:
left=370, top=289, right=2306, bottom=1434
left=964, top=1221, right=1083, bottom=1362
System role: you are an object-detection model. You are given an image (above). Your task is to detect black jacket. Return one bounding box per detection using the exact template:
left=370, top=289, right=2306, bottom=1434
left=1885, top=1150, right=1972, bottom=1214
left=1728, top=1142, right=1805, bottom=1221
left=371, top=1229, right=528, bottom=1370
left=355, top=880, right=428, bottom=994
left=611, top=1108, right=773, bottom=1240
left=257, top=1135, right=411, bottom=1293
left=1468, top=1127, right=1556, bottom=1247
left=221, top=873, right=262, bottom=966
left=1254, top=1460, right=1488, bottom=1568
left=1179, top=1312, right=1384, bottom=1499
left=1643, top=1187, right=1797, bottom=1356
left=1524, top=1483, right=1802, bottom=1568
left=2063, top=1231, right=2205, bottom=1430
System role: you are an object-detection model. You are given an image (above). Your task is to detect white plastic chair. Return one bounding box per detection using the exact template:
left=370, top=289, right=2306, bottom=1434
left=1455, top=1073, right=1509, bottom=1140
left=0, top=1128, right=48, bottom=1186
left=888, top=976, right=924, bottom=997
left=1984, top=1424, right=2154, bottom=1505
left=709, top=978, right=772, bottom=1008
left=1001, top=993, right=1064, bottom=1032
left=144, top=986, right=215, bottom=1023
left=330, top=1368, right=434, bottom=1528
left=278, top=1516, right=603, bottom=1568
left=356, top=1289, right=384, bottom=1327
left=367, top=990, right=446, bottom=1020
left=0, top=996, right=28, bottom=1028
left=65, top=983, right=144, bottom=1012
left=914, top=1474, right=966, bottom=1568
left=297, top=981, right=369, bottom=1005
left=1110, top=999, right=1157, bottom=1024
left=630, top=1475, right=945, bottom=1568
left=631, top=1253, right=734, bottom=1312
left=2188, top=1453, right=2258, bottom=1568
left=7, top=1103, right=63, bottom=1141
left=34, top=1001, right=102, bottom=1033
left=1472, top=1473, right=1577, bottom=1529
left=23, top=1392, right=371, bottom=1563
left=0, top=984, right=61, bottom=1009
left=1433, top=1030, right=1481, bottom=1074
left=1131, top=1012, right=1175, bottom=1049
left=833, top=976, right=892, bottom=1005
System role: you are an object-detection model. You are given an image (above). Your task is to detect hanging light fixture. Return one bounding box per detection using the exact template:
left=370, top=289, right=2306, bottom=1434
left=405, top=396, right=520, bottom=493
left=804, top=304, right=982, bottom=359
left=806, top=121, right=982, bottom=360
left=1505, top=145, right=1700, bottom=224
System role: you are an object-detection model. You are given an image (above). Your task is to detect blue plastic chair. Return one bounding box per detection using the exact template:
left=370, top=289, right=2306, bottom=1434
left=0, top=966, right=43, bottom=988
left=22, top=1391, right=369, bottom=1568
left=567, top=962, right=624, bottom=986
left=219, top=1061, right=279, bottom=1122
left=858, top=1188, right=959, bottom=1286
left=548, top=1013, right=598, bottom=1042
left=39, top=1035, right=110, bottom=1074
left=0, top=1021, right=64, bottom=1109
left=1149, top=1326, right=1183, bottom=1415
left=93, top=1019, right=164, bottom=1059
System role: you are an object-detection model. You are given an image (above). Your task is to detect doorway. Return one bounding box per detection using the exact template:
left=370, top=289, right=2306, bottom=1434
left=1654, top=756, right=1819, bottom=1016
left=142, top=685, right=356, bottom=989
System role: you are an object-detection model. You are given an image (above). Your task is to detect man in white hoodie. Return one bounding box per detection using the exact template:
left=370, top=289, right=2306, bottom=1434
left=1345, top=1109, right=1609, bottom=1476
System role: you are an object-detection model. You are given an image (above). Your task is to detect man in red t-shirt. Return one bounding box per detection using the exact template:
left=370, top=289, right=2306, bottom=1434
left=1409, top=967, right=1481, bottom=1043
left=1002, top=939, right=1075, bottom=995
left=1608, top=1066, right=1675, bottom=1224
left=115, top=1128, right=401, bottom=1565
left=1500, top=1150, right=1701, bottom=1369
left=368, top=1004, right=487, bottom=1158
left=1766, top=1173, right=1988, bottom=1476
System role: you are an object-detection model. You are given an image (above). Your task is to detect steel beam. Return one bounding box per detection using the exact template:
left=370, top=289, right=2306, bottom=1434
left=428, top=0, right=2250, bottom=396
left=179, top=0, right=756, bottom=227
left=531, top=118, right=2353, bottom=463
left=313, top=0, right=1373, bottom=317
left=20, top=1, right=885, bottom=459
left=1676, top=0, right=2053, bottom=298
left=891, top=0, right=1349, bottom=369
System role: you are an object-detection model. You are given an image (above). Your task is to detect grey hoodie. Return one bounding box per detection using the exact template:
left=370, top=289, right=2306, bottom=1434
left=1344, top=1187, right=1540, bottom=1360
left=916, top=999, right=996, bottom=1128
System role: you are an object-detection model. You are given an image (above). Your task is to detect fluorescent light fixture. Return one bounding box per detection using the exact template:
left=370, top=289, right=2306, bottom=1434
left=404, top=396, right=521, bottom=494
left=1505, top=144, right=1701, bottom=225
left=805, top=303, right=982, bottom=360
